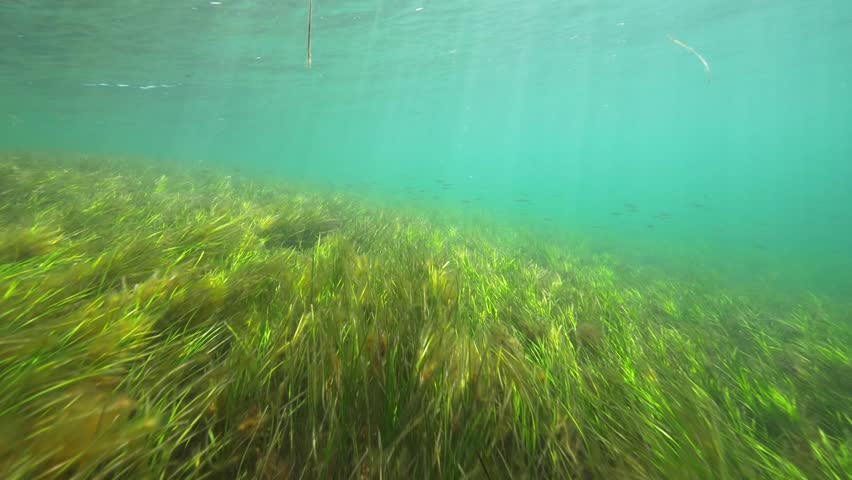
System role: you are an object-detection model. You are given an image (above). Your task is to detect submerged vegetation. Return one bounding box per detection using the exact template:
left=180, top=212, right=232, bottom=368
left=0, top=151, right=849, bottom=479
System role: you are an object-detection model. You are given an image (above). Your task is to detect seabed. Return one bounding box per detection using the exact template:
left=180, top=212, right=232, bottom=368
left=0, top=152, right=849, bottom=479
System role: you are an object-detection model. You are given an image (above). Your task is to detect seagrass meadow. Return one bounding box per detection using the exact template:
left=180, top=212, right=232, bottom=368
left=0, top=151, right=848, bottom=479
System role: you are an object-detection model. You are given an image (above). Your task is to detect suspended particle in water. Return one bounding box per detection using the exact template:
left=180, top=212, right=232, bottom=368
left=668, top=34, right=711, bottom=83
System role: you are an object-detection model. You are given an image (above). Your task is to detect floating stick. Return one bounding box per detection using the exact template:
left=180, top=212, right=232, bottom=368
left=306, top=0, right=313, bottom=68
left=668, top=34, right=710, bottom=82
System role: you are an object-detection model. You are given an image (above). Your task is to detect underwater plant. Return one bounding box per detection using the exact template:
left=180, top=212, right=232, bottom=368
left=0, top=151, right=849, bottom=479
left=668, top=34, right=712, bottom=82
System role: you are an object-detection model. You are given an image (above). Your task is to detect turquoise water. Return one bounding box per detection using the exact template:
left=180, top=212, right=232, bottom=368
left=2, top=0, right=851, bottom=299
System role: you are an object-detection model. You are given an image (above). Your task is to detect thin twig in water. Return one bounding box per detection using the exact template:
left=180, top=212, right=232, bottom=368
left=306, top=0, right=313, bottom=68
left=668, top=34, right=710, bottom=82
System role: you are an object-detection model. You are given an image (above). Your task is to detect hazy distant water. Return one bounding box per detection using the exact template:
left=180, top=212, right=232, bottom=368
left=2, top=0, right=851, bottom=299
